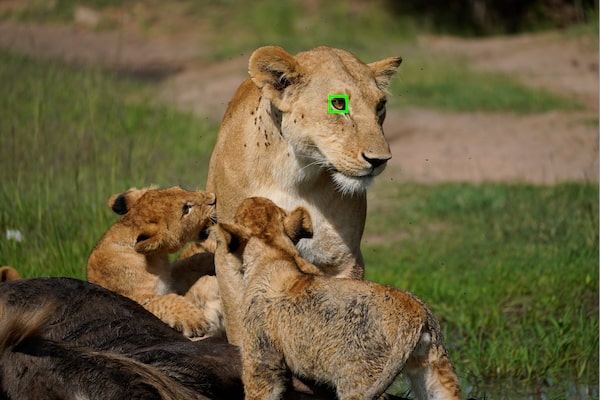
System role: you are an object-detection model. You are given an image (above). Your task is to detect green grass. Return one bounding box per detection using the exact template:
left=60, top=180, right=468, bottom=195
left=365, top=182, right=599, bottom=398
left=0, top=50, right=217, bottom=278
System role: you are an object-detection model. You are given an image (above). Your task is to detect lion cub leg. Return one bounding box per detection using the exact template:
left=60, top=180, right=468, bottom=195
left=405, top=328, right=461, bottom=400
left=184, top=275, right=225, bottom=338
left=142, top=294, right=213, bottom=338
left=241, top=337, right=288, bottom=400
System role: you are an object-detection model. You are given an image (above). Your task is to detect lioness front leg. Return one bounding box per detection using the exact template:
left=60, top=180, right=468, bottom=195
left=142, top=294, right=212, bottom=338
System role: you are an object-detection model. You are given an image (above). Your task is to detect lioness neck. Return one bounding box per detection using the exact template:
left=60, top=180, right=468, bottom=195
left=216, top=80, right=328, bottom=194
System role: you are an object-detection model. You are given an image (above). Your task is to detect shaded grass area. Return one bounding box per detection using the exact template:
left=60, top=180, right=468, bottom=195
left=365, top=182, right=599, bottom=398
left=0, top=50, right=217, bottom=278
left=0, top=0, right=585, bottom=115
left=196, top=0, right=417, bottom=62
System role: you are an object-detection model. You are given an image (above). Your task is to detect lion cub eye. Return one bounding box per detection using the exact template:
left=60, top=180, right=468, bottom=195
left=182, top=203, right=193, bottom=216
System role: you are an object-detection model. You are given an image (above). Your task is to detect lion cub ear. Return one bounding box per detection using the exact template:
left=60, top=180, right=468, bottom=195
left=216, top=222, right=251, bottom=253
left=133, top=222, right=162, bottom=254
left=368, top=56, right=403, bottom=91
left=249, top=46, right=302, bottom=111
left=108, top=187, right=153, bottom=215
left=284, top=207, right=313, bottom=244
left=0, top=266, right=20, bottom=282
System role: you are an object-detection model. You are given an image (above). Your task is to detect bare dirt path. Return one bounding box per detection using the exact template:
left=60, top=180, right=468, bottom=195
left=1, top=19, right=597, bottom=184
left=385, top=31, right=598, bottom=184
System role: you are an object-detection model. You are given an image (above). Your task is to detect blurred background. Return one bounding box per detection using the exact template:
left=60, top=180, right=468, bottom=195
left=0, top=1, right=598, bottom=399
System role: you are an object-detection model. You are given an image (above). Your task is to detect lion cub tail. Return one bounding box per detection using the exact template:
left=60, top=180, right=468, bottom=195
left=362, top=321, right=424, bottom=400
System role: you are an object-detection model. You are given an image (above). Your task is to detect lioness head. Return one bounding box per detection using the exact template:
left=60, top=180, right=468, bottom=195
left=110, top=187, right=217, bottom=255
left=249, top=46, right=402, bottom=194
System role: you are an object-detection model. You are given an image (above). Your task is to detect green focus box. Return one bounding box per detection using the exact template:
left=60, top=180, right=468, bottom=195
left=328, top=94, right=349, bottom=114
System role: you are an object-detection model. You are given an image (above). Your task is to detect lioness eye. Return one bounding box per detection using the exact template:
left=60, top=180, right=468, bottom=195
left=182, top=203, right=192, bottom=216
left=331, top=97, right=346, bottom=110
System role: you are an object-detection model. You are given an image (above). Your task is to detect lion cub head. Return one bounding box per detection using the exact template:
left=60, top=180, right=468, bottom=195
left=87, top=187, right=221, bottom=338
left=216, top=197, right=321, bottom=278
left=110, top=186, right=217, bottom=255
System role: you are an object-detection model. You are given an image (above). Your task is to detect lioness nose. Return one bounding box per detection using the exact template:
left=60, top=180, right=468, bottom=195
left=362, top=152, right=391, bottom=169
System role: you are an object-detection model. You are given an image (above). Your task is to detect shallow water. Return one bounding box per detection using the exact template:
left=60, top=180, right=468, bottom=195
left=390, top=377, right=599, bottom=399
left=463, top=380, right=599, bottom=400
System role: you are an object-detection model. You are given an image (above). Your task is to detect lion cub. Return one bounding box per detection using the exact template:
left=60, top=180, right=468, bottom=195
left=87, top=186, right=223, bottom=338
left=215, top=197, right=461, bottom=400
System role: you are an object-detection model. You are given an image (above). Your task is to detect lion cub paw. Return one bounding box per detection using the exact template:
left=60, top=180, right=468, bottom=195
left=185, top=275, right=225, bottom=337
left=144, top=294, right=213, bottom=339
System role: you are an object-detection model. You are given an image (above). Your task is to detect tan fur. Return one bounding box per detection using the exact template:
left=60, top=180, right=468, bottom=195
left=207, top=46, right=402, bottom=345
left=215, top=197, right=461, bottom=400
left=87, top=187, right=224, bottom=338
left=0, top=266, right=20, bottom=282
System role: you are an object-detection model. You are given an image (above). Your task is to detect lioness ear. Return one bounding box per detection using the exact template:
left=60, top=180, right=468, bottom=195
left=134, top=222, right=162, bottom=254
left=217, top=222, right=251, bottom=253
left=108, top=187, right=152, bottom=215
left=285, top=207, right=313, bottom=244
left=368, top=56, right=403, bottom=91
left=249, top=46, right=302, bottom=111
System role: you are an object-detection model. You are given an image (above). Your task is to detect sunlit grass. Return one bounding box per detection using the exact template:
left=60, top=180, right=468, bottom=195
left=0, top=50, right=217, bottom=278
left=365, top=182, right=599, bottom=398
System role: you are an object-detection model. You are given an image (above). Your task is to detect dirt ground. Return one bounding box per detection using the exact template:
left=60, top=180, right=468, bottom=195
left=0, top=17, right=597, bottom=184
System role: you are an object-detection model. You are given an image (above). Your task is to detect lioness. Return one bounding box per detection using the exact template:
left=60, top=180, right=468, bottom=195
left=87, top=186, right=223, bottom=338
left=207, top=45, right=402, bottom=345
left=215, top=197, right=460, bottom=400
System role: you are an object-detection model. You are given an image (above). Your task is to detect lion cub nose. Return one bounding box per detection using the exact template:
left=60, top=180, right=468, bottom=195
left=362, top=152, right=391, bottom=169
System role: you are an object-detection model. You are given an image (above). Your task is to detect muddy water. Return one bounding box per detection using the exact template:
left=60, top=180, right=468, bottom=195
left=463, top=380, right=598, bottom=399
